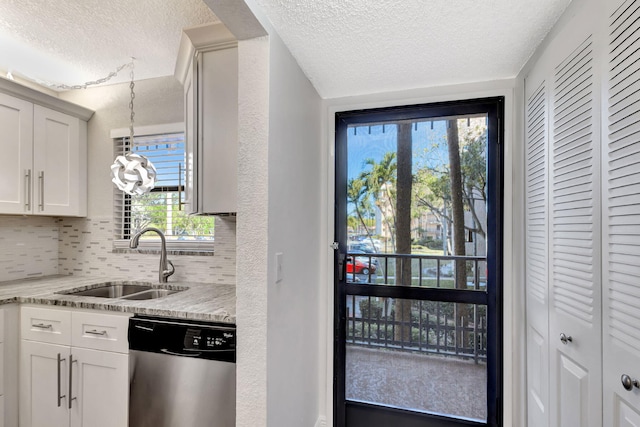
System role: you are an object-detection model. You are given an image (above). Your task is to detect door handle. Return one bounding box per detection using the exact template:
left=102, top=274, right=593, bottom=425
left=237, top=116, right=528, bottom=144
left=25, top=169, right=31, bottom=211
left=559, top=333, right=572, bottom=345
left=57, top=353, right=66, bottom=407
left=69, top=354, right=77, bottom=409
left=38, top=171, right=45, bottom=211
left=621, top=374, right=640, bottom=391
left=337, top=253, right=346, bottom=281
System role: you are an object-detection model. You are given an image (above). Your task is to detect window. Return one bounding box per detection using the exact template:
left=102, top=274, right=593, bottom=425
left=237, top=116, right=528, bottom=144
left=113, top=131, right=215, bottom=252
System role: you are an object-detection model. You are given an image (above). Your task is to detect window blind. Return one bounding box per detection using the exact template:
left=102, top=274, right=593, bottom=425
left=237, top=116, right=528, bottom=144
left=113, top=132, right=215, bottom=251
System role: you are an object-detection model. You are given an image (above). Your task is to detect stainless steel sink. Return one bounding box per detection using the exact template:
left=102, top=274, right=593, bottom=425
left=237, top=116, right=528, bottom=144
left=57, top=281, right=186, bottom=300
left=120, top=289, right=179, bottom=300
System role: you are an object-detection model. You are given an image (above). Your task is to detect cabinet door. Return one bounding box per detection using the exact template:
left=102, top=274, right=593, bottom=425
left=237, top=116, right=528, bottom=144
left=20, top=341, right=69, bottom=427
left=184, top=61, right=197, bottom=215
left=0, top=94, right=33, bottom=214
left=198, top=47, right=238, bottom=214
left=603, top=0, right=640, bottom=425
left=32, top=105, right=86, bottom=217
left=69, top=347, right=128, bottom=427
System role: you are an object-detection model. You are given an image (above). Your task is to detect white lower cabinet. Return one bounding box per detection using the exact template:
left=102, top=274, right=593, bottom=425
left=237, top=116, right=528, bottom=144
left=19, top=307, right=130, bottom=427
left=20, top=341, right=70, bottom=427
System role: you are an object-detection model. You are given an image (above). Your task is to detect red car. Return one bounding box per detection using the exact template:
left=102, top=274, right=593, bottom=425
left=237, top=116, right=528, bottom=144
left=346, top=257, right=376, bottom=275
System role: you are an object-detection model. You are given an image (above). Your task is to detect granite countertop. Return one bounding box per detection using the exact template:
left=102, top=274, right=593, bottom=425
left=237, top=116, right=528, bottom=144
left=0, top=275, right=235, bottom=324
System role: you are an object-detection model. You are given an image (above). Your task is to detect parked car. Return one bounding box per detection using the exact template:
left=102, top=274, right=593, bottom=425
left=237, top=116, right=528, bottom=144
left=348, top=242, right=375, bottom=253
left=346, top=256, right=377, bottom=275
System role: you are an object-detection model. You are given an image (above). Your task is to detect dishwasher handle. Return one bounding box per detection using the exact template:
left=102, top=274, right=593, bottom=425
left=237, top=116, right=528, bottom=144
left=160, top=348, right=202, bottom=357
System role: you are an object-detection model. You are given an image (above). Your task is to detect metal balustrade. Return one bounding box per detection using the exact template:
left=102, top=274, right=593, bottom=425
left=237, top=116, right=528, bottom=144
left=345, top=252, right=488, bottom=362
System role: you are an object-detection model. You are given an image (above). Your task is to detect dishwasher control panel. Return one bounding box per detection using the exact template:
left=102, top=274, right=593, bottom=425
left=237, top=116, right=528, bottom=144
left=184, top=328, right=235, bottom=351
left=129, top=316, right=236, bottom=362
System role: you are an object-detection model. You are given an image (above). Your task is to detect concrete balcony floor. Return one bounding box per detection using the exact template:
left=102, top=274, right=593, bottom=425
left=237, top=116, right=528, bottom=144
left=346, top=345, right=487, bottom=421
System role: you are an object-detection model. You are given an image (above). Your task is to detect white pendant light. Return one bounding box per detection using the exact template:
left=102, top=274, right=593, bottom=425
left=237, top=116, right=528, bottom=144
left=110, top=60, right=157, bottom=195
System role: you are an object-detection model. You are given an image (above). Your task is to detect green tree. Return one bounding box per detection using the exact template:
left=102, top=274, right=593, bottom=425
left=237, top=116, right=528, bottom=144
left=360, top=152, right=397, bottom=251
left=347, top=177, right=376, bottom=244
left=414, top=119, right=488, bottom=248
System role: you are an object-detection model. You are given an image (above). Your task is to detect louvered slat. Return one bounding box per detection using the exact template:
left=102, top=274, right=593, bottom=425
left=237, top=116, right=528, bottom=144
left=607, top=0, right=640, bottom=352
left=526, top=82, right=548, bottom=304
left=552, top=36, right=596, bottom=325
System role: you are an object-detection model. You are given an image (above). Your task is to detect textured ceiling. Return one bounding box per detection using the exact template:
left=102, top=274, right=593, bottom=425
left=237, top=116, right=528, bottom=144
left=0, top=0, right=218, bottom=88
left=254, top=0, right=572, bottom=98
left=0, top=0, right=571, bottom=97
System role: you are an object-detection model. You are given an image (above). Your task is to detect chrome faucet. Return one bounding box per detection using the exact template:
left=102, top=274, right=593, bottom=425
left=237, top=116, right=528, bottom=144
left=129, top=227, right=175, bottom=283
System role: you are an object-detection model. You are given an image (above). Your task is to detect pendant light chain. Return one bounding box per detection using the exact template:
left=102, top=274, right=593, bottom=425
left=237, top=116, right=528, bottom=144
left=110, top=58, right=157, bottom=196
left=29, top=60, right=134, bottom=91
left=129, top=63, right=136, bottom=145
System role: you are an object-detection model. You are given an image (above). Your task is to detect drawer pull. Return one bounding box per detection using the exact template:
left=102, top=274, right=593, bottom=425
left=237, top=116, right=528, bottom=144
left=85, top=329, right=108, bottom=336
left=33, top=323, right=53, bottom=330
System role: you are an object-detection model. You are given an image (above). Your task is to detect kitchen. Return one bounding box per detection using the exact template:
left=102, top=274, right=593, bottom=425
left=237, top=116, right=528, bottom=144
left=2, top=0, right=640, bottom=427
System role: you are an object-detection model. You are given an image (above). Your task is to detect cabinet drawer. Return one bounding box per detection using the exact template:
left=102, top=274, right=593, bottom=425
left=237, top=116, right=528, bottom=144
left=21, top=307, right=71, bottom=345
left=71, top=311, right=131, bottom=354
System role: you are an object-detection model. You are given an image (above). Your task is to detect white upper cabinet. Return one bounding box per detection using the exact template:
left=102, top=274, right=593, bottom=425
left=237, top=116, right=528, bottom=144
left=0, top=93, right=33, bottom=215
left=0, top=81, right=91, bottom=217
left=175, top=22, right=238, bottom=215
left=32, top=106, right=87, bottom=217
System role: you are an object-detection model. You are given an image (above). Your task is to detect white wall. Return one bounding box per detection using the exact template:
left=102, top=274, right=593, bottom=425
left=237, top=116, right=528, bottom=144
left=321, top=80, right=522, bottom=426
left=213, top=1, right=323, bottom=425
left=236, top=35, right=270, bottom=427
left=265, top=29, right=323, bottom=427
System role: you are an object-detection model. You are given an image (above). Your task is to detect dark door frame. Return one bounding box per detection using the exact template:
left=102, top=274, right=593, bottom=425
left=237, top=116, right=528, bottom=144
left=334, top=97, right=504, bottom=427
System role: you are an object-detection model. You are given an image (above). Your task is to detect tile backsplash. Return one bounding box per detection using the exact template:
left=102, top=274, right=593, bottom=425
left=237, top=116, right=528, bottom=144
left=1, top=215, right=236, bottom=284
left=0, top=216, right=59, bottom=281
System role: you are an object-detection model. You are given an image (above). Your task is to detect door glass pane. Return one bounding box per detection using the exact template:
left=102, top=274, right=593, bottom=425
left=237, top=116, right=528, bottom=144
left=343, top=113, right=491, bottom=423
left=346, top=116, right=488, bottom=288
left=345, top=295, right=488, bottom=421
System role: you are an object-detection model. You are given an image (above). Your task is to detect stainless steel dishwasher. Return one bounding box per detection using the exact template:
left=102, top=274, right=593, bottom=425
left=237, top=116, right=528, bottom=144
left=128, top=316, right=236, bottom=427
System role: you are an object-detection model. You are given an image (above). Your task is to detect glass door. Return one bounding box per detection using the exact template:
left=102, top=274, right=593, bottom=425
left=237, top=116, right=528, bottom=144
left=334, top=98, right=504, bottom=427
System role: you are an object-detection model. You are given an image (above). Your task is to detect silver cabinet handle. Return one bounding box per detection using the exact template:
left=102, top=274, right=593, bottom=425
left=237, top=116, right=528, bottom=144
left=560, top=333, right=573, bottom=345
left=25, top=169, right=31, bottom=211
left=33, top=323, right=52, bottom=330
left=68, top=354, right=77, bottom=409
left=38, top=171, right=45, bottom=211
left=57, top=353, right=66, bottom=407
left=621, top=374, right=640, bottom=391
left=85, top=329, right=107, bottom=336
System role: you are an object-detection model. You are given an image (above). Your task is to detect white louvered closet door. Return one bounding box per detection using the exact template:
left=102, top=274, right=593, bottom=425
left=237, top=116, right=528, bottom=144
left=524, top=3, right=603, bottom=425
left=603, top=0, right=640, bottom=425
left=548, top=26, right=602, bottom=427
left=525, top=71, right=550, bottom=427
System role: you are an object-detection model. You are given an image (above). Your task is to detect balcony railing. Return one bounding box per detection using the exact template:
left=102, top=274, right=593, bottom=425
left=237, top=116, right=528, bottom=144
left=345, top=252, right=488, bottom=362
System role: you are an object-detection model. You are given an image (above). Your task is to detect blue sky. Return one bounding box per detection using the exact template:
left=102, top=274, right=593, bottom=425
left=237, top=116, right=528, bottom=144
left=347, top=120, right=450, bottom=181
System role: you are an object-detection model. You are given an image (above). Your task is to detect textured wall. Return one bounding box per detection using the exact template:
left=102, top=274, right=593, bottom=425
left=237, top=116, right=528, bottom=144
left=235, top=35, right=270, bottom=427
left=0, top=216, right=59, bottom=281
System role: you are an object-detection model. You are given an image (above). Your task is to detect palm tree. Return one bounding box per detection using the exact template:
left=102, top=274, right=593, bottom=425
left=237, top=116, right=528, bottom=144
left=396, top=122, right=413, bottom=341
left=347, top=177, right=375, bottom=243
left=360, top=152, right=397, bottom=251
